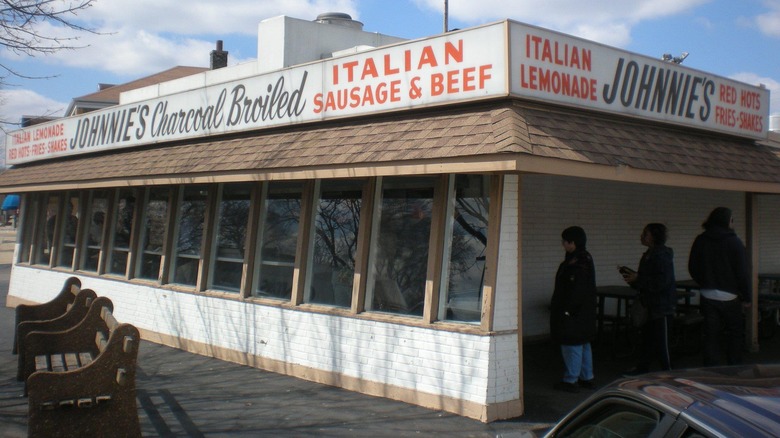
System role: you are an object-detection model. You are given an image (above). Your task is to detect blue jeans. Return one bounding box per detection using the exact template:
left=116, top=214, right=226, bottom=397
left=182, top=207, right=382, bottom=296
left=560, top=343, right=594, bottom=383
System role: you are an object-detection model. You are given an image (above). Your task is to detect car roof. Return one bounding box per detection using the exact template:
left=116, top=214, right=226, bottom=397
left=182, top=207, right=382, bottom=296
left=613, top=364, right=780, bottom=436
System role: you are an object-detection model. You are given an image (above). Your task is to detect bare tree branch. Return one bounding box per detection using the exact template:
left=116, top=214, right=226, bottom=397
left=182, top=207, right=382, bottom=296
left=1, top=0, right=97, bottom=56
left=0, top=0, right=98, bottom=127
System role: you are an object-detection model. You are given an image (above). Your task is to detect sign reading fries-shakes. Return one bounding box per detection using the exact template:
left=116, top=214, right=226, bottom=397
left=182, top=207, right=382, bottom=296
left=5, top=20, right=769, bottom=166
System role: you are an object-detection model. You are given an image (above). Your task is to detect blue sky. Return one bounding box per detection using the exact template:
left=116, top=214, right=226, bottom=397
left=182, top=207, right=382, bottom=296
left=1, top=0, right=779, bottom=133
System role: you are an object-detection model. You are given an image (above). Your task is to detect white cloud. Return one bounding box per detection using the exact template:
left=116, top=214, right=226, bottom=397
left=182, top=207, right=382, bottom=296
left=756, top=0, right=780, bottom=37
left=414, top=0, right=709, bottom=46
left=1, top=1, right=360, bottom=76
left=0, top=89, right=67, bottom=131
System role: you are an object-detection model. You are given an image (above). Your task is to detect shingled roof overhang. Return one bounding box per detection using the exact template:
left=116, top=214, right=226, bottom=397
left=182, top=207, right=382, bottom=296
left=2, top=100, right=779, bottom=193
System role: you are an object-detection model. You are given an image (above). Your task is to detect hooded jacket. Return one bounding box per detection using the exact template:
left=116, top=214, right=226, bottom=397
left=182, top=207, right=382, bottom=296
left=550, top=248, right=597, bottom=345
left=630, top=245, right=676, bottom=319
left=688, top=226, right=751, bottom=302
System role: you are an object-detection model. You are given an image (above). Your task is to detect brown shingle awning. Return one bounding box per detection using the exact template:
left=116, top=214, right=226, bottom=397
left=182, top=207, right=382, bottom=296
left=1, top=101, right=779, bottom=192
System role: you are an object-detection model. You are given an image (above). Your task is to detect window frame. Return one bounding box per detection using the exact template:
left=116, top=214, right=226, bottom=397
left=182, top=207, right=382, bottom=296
left=135, top=186, right=174, bottom=283
left=106, top=188, right=140, bottom=278
left=207, top=182, right=254, bottom=293
left=302, top=178, right=368, bottom=309
left=79, top=189, right=112, bottom=274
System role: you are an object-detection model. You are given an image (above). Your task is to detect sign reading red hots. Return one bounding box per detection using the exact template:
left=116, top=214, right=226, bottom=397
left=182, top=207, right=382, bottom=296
left=6, top=21, right=768, bottom=165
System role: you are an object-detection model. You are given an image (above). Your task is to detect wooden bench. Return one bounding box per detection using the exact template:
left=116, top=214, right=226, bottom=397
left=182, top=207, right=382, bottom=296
left=16, top=288, right=99, bottom=381
left=12, top=276, right=82, bottom=355
left=24, top=298, right=141, bottom=438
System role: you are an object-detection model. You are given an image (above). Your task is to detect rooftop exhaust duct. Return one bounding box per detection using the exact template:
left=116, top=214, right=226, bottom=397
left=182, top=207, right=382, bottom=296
left=314, top=12, right=363, bottom=30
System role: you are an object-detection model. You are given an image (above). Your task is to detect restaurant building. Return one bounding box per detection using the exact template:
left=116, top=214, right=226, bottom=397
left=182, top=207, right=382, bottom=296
left=2, top=14, right=779, bottom=421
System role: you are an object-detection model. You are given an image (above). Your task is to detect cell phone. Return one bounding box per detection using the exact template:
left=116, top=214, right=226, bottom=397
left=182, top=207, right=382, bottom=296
left=618, top=266, right=635, bottom=275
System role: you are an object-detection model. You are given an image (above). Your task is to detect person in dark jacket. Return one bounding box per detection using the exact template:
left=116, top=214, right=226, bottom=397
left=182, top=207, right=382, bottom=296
left=622, top=223, right=676, bottom=375
left=688, top=207, right=751, bottom=366
left=550, top=226, right=597, bottom=392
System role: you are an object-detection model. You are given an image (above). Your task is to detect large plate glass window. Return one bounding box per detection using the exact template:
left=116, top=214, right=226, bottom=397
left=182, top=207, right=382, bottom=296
left=107, top=189, right=137, bottom=276
left=210, top=183, right=252, bottom=292
left=33, top=193, right=59, bottom=266
left=366, top=176, right=435, bottom=317
left=17, top=194, right=35, bottom=263
left=438, top=174, right=490, bottom=323
left=172, top=185, right=209, bottom=286
left=304, top=179, right=365, bottom=307
left=81, top=190, right=109, bottom=272
left=253, top=181, right=303, bottom=300
left=137, top=187, right=170, bottom=281
left=56, top=192, right=80, bottom=269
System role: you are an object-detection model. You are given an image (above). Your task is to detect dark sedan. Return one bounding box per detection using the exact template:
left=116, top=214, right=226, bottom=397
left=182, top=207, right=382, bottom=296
left=544, top=364, right=780, bottom=437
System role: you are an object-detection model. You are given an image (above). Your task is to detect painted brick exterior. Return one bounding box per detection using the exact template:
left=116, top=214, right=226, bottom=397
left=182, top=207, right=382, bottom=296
left=7, top=176, right=779, bottom=414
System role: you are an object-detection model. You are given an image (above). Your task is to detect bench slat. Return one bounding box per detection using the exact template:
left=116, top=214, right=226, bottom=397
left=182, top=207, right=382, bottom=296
left=78, top=352, right=94, bottom=367
left=101, top=306, right=119, bottom=332
left=49, top=354, right=66, bottom=373
left=63, top=353, right=80, bottom=371
left=95, top=331, right=108, bottom=353
left=34, top=355, right=50, bottom=372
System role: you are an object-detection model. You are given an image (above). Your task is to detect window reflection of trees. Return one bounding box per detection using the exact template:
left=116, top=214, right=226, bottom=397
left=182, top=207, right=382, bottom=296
left=216, top=199, right=249, bottom=258
left=57, top=193, right=79, bottom=268
left=138, top=188, right=169, bottom=280
left=308, top=181, right=363, bottom=307
left=211, top=184, right=251, bottom=292
left=255, top=183, right=302, bottom=300
left=109, top=190, right=136, bottom=276
left=83, top=190, right=109, bottom=272
left=442, top=175, right=490, bottom=323
left=176, top=187, right=207, bottom=256
left=36, top=194, right=60, bottom=265
left=371, top=179, right=434, bottom=317
left=174, top=186, right=207, bottom=285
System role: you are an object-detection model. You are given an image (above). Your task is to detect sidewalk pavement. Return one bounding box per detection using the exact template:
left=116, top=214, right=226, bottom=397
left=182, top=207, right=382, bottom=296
left=1, top=263, right=779, bottom=437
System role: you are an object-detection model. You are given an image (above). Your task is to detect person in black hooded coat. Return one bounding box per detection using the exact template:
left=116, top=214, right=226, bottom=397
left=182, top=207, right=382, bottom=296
left=622, top=223, right=676, bottom=375
left=550, top=226, right=597, bottom=392
left=688, top=207, right=751, bottom=366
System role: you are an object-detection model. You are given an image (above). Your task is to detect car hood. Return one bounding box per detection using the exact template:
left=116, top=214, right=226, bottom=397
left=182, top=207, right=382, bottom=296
left=619, top=364, right=780, bottom=435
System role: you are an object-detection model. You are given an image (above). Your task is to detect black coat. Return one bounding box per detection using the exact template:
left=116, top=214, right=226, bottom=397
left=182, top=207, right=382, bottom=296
left=550, top=248, right=597, bottom=345
left=688, top=226, right=751, bottom=303
left=630, top=245, right=676, bottom=319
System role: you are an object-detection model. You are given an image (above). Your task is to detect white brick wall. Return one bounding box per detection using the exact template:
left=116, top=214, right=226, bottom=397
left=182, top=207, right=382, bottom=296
left=494, top=174, right=519, bottom=332
left=8, top=266, right=500, bottom=405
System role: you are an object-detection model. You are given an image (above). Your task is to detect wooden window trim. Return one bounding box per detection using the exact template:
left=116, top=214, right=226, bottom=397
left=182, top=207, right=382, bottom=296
left=291, top=180, right=316, bottom=306
left=241, top=182, right=263, bottom=298
left=480, top=174, right=504, bottom=332
left=196, top=184, right=218, bottom=291
left=351, top=178, right=376, bottom=314
left=423, top=175, right=449, bottom=323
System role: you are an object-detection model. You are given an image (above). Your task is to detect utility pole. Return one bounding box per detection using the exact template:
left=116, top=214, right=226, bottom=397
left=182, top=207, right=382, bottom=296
left=444, top=0, right=449, bottom=32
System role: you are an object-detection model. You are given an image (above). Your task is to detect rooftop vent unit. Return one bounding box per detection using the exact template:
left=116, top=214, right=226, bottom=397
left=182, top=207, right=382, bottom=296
left=314, top=12, right=363, bottom=30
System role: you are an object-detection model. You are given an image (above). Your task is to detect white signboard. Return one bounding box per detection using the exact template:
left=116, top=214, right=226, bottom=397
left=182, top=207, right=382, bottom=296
left=508, top=21, right=769, bottom=139
left=5, top=24, right=506, bottom=165
left=5, top=20, right=770, bottom=166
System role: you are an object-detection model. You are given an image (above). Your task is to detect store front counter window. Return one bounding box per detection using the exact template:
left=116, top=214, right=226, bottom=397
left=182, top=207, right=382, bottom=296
left=15, top=173, right=501, bottom=329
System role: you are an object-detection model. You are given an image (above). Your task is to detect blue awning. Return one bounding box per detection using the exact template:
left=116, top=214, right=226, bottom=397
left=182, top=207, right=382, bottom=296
left=2, top=195, right=20, bottom=210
